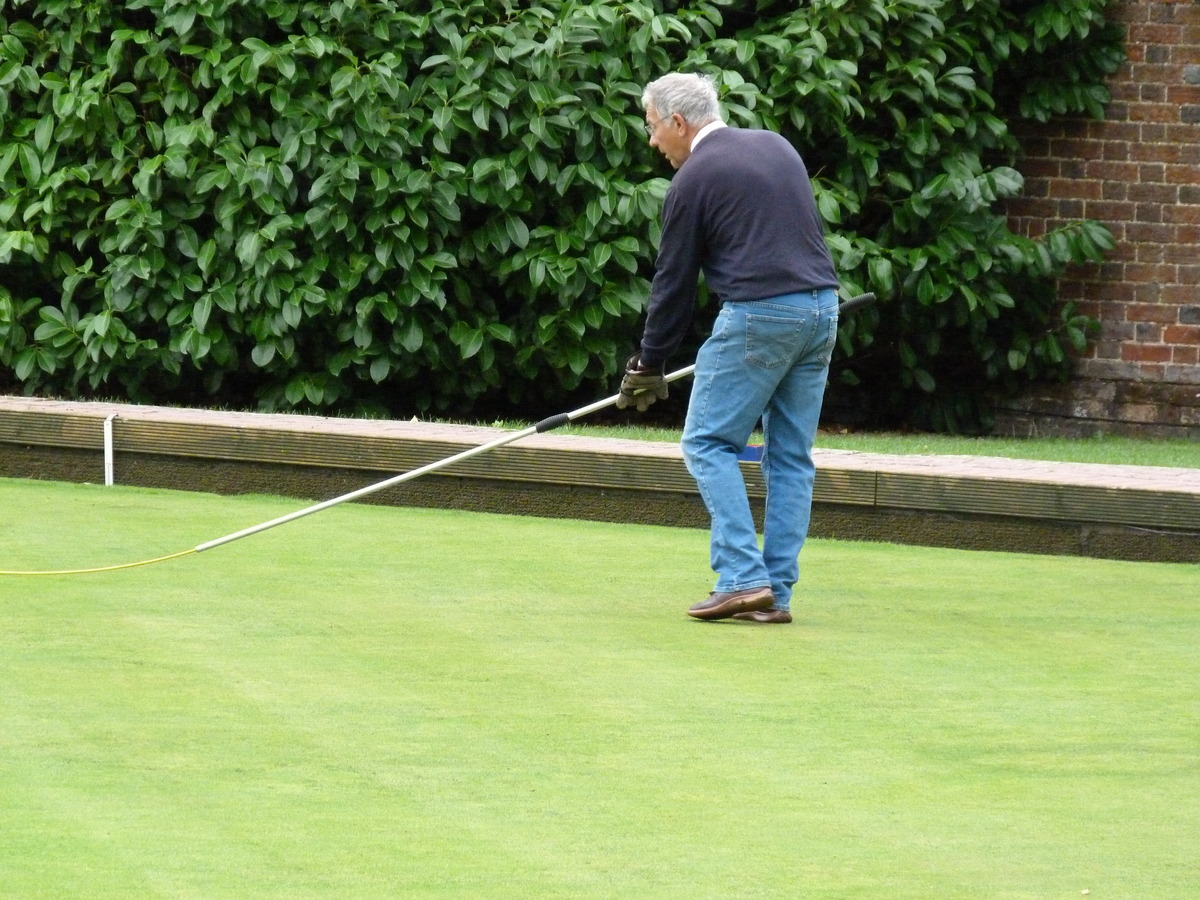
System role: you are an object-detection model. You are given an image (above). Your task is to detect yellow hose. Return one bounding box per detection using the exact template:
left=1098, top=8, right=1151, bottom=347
left=0, top=548, right=197, bottom=577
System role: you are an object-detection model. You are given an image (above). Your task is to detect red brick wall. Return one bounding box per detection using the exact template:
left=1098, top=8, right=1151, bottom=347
left=1000, top=0, right=1200, bottom=438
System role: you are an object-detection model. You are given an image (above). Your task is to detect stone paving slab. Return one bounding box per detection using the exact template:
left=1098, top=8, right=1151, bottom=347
left=810, top=447, right=1200, bottom=494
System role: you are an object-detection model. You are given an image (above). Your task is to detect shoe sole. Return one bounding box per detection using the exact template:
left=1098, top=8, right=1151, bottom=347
left=731, top=611, right=793, bottom=624
left=687, top=589, right=775, bottom=621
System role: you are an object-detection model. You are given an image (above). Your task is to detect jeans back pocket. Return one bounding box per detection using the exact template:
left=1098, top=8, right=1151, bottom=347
left=744, top=314, right=807, bottom=369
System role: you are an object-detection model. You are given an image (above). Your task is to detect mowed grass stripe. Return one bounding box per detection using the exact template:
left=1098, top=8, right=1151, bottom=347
left=1, top=478, right=1197, bottom=898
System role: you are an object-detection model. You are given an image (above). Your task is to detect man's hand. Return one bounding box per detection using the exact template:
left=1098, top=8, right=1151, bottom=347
left=616, top=353, right=668, bottom=412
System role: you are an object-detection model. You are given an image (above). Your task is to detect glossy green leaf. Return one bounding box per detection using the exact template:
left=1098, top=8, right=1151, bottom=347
left=0, top=0, right=1122, bottom=427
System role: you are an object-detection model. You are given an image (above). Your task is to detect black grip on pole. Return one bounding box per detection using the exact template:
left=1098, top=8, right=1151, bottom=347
left=534, top=412, right=572, bottom=433
left=838, top=292, right=877, bottom=315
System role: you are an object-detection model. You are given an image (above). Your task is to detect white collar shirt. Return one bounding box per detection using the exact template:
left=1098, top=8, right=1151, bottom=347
left=690, top=119, right=728, bottom=152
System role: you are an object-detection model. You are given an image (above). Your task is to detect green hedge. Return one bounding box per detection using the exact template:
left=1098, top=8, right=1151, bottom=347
left=0, top=0, right=1123, bottom=429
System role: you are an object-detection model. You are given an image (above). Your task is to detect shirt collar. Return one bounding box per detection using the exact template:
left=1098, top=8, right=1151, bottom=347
left=690, top=120, right=728, bottom=152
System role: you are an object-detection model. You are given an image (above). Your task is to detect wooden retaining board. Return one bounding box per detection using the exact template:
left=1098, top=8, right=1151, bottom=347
left=1, top=397, right=1197, bottom=537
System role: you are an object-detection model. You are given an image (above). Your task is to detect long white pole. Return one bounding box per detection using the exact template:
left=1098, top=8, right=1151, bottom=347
left=193, top=365, right=696, bottom=553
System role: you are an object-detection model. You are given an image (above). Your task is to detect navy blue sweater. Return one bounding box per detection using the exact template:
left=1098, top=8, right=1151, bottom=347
left=638, top=127, right=838, bottom=368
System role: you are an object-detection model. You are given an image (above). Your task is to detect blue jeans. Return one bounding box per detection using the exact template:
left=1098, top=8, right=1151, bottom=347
left=681, top=289, right=838, bottom=611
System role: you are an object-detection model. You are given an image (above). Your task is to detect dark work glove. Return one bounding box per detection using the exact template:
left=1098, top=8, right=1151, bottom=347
left=615, top=353, right=667, bottom=412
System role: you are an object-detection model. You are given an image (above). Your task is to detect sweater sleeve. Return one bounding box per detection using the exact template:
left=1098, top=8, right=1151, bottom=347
left=637, top=184, right=703, bottom=368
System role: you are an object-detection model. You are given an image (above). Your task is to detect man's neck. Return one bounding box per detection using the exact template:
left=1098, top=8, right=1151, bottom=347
left=690, top=119, right=728, bottom=151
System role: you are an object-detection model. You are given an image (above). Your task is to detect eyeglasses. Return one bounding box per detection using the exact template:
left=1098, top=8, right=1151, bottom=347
left=644, top=116, right=665, bottom=135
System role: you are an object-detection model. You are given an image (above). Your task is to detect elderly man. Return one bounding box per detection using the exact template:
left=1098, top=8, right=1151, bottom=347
left=617, top=72, right=840, bottom=625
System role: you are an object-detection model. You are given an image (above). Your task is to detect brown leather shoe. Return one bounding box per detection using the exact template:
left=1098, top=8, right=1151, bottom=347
left=687, top=587, right=775, bottom=621
left=731, top=609, right=793, bottom=624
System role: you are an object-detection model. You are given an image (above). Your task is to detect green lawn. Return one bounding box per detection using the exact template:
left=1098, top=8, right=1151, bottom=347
left=546, top=423, right=1199, bottom=469
left=2, top=478, right=1197, bottom=898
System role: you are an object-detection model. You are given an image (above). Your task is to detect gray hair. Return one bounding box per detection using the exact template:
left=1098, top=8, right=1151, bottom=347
left=642, top=73, right=722, bottom=126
